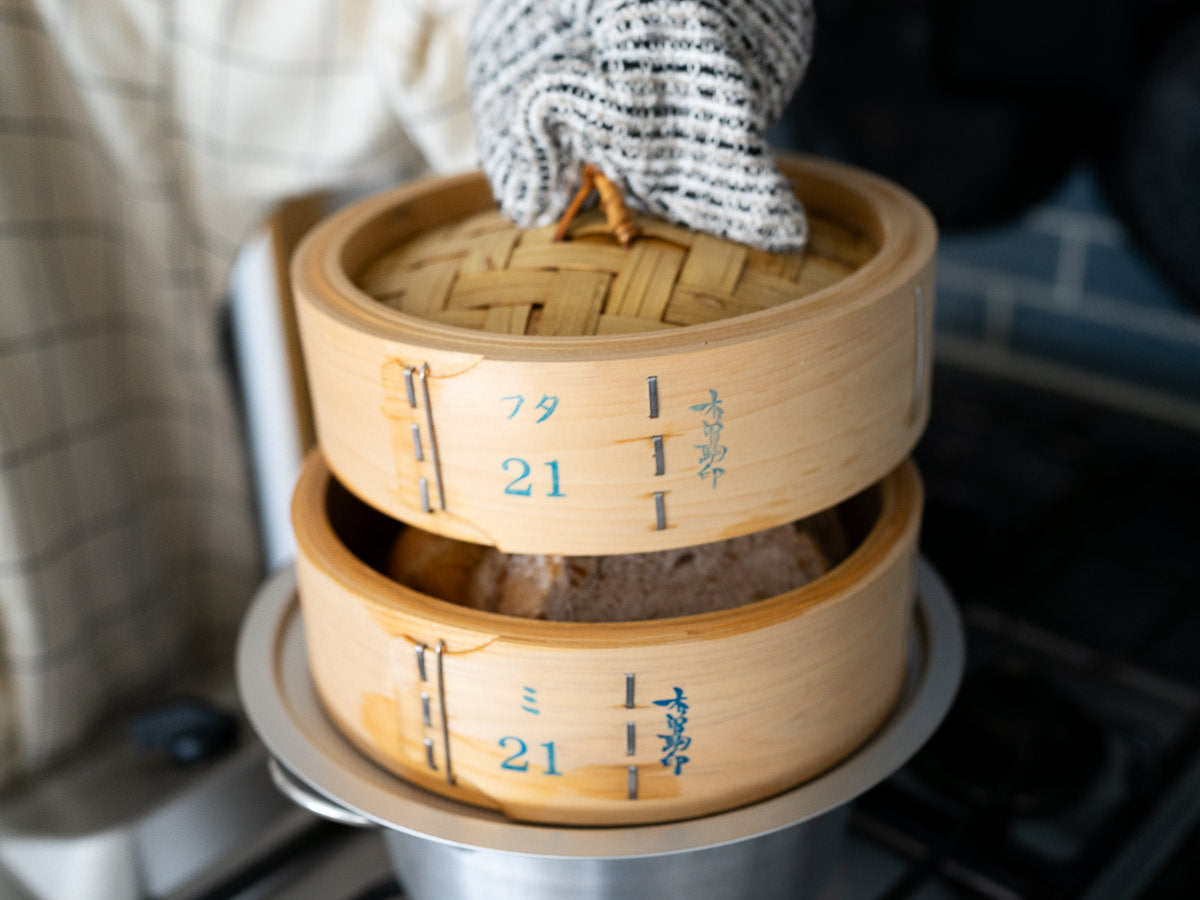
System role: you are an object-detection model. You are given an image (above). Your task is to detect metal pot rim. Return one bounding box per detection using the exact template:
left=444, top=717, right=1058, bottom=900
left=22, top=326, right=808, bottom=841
left=236, top=559, right=963, bottom=859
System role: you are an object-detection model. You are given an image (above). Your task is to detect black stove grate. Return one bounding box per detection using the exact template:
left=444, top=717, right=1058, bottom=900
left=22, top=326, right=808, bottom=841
left=853, top=363, right=1200, bottom=898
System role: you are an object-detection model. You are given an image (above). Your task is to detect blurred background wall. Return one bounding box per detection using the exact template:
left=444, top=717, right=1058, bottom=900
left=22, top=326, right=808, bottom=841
left=773, top=0, right=1200, bottom=411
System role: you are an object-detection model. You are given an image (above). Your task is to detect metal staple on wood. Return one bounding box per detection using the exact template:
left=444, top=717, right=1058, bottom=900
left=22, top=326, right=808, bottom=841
left=403, top=363, right=447, bottom=513
left=414, top=641, right=455, bottom=783
left=435, top=640, right=454, bottom=785
left=419, top=364, right=446, bottom=510
left=647, top=375, right=660, bottom=418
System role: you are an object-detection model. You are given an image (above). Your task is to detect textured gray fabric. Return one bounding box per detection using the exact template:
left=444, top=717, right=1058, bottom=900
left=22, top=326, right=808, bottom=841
left=468, top=0, right=815, bottom=252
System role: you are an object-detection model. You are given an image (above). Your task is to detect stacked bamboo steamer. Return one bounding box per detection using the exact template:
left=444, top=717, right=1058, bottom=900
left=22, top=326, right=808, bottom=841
left=289, top=154, right=937, bottom=826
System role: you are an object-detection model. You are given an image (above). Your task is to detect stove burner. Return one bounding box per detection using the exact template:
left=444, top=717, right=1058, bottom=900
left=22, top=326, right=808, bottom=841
left=913, top=662, right=1108, bottom=817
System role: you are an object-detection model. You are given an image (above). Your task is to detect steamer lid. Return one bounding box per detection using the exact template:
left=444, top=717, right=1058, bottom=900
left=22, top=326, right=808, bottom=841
left=290, top=155, right=937, bottom=555
left=353, top=205, right=876, bottom=339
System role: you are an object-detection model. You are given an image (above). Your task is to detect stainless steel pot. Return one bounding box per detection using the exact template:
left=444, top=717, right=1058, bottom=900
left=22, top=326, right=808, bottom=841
left=237, top=560, right=963, bottom=900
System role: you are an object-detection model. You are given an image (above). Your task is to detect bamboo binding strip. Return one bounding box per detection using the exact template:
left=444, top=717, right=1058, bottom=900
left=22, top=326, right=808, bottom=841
left=292, top=452, right=923, bottom=826
left=292, top=155, right=937, bottom=555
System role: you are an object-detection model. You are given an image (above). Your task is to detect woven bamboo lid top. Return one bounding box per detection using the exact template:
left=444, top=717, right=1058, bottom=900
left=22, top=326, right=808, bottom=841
left=354, top=206, right=878, bottom=337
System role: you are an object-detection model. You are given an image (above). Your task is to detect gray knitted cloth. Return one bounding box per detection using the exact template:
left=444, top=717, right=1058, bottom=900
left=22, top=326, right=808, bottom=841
left=467, top=0, right=815, bottom=252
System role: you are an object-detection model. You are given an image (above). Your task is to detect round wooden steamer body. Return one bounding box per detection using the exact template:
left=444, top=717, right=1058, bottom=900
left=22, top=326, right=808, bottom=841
left=291, top=451, right=924, bottom=827
left=292, top=155, right=937, bottom=555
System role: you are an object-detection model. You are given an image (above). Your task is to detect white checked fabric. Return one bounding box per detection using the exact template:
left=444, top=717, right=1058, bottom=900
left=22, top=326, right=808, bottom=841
left=468, top=0, right=815, bottom=252
left=0, top=0, right=477, bottom=784
left=0, top=0, right=815, bottom=785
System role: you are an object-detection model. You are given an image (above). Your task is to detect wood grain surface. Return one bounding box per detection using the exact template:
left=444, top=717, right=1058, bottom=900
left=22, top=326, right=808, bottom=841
left=291, top=452, right=923, bottom=826
left=291, top=155, right=937, bottom=554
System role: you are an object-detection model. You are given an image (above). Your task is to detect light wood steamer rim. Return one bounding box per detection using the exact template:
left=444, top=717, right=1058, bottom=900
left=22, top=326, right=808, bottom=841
left=292, top=154, right=937, bottom=554
left=291, top=451, right=923, bottom=826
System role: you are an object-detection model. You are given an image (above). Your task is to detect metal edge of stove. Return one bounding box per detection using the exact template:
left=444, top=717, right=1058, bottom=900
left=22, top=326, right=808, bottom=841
left=0, top=702, right=313, bottom=900
left=235, top=557, right=964, bottom=860
left=1082, top=736, right=1200, bottom=899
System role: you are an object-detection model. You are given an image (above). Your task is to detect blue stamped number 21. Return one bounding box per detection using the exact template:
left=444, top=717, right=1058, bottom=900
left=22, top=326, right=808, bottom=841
left=502, top=458, right=566, bottom=498
left=499, top=736, right=561, bottom=775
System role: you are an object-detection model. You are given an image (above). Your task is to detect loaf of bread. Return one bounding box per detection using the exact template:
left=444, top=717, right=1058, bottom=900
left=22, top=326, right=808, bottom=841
left=386, top=517, right=842, bottom=623
left=384, top=526, right=489, bottom=604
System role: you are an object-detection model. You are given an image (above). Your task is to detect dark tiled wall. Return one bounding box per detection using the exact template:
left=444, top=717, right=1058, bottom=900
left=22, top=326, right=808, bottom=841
left=933, top=165, right=1200, bottom=403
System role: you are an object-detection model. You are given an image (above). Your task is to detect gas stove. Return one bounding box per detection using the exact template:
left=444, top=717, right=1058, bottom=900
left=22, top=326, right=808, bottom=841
left=273, top=359, right=1200, bottom=900
left=3, top=357, right=1199, bottom=900
left=854, top=358, right=1200, bottom=899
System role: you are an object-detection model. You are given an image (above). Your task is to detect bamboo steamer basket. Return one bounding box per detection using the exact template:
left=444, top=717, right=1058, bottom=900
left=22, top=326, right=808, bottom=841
left=291, top=154, right=937, bottom=555
left=291, top=450, right=923, bottom=827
